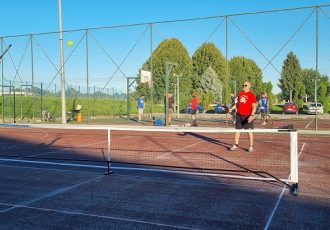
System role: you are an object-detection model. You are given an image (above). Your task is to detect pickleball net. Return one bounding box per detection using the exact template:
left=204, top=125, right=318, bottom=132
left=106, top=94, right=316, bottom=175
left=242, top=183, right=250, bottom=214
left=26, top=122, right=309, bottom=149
left=0, top=124, right=299, bottom=194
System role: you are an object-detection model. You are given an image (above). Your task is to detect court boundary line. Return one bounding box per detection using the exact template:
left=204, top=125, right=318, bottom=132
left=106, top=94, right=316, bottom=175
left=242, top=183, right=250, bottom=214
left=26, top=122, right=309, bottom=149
left=0, top=163, right=102, bottom=175
left=156, top=137, right=288, bottom=159
left=0, top=157, right=294, bottom=183
left=0, top=157, right=106, bottom=169
left=0, top=174, right=104, bottom=213
left=0, top=201, right=196, bottom=230
left=0, top=161, right=285, bottom=195
left=304, top=119, right=315, bottom=129
left=264, top=142, right=305, bottom=230
left=156, top=140, right=205, bottom=158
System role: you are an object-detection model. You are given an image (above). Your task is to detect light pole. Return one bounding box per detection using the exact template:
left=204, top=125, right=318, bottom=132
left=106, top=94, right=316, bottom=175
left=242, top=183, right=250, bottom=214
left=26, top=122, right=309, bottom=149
left=174, top=73, right=182, bottom=118
left=58, top=0, right=66, bottom=124
left=165, top=62, right=176, bottom=126
left=232, top=80, right=237, bottom=96
left=315, top=6, right=319, bottom=130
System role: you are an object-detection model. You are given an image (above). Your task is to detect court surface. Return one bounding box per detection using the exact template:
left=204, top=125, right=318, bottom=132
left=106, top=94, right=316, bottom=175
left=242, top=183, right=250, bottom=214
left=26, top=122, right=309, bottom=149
left=0, top=125, right=329, bottom=229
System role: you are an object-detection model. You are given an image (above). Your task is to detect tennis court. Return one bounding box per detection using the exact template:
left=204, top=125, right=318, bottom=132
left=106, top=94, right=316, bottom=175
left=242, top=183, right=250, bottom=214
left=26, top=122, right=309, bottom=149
left=0, top=124, right=329, bottom=229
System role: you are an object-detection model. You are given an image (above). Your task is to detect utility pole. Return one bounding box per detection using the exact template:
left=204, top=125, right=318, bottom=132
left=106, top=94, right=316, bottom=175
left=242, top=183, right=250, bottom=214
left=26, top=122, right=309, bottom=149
left=315, top=6, right=319, bottom=130
left=165, top=62, right=176, bottom=126
left=174, top=73, right=182, bottom=118
left=58, top=0, right=67, bottom=124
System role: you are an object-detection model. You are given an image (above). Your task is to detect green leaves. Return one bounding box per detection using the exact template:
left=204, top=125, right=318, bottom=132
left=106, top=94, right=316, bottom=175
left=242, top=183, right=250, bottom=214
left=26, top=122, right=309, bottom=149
left=141, top=38, right=193, bottom=103
left=192, top=43, right=227, bottom=87
left=192, top=42, right=227, bottom=104
left=136, top=40, right=329, bottom=113
left=229, top=56, right=265, bottom=98
left=278, top=51, right=305, bottom=106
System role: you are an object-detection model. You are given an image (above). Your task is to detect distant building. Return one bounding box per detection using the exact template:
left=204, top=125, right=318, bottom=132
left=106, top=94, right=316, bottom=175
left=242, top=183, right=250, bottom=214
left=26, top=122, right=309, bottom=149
left=0, top=91, right=33, bottom=96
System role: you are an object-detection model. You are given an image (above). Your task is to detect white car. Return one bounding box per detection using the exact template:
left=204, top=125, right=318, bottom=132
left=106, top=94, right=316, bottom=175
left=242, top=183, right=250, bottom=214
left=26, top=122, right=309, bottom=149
left=307, top=102, right=324, bottom=115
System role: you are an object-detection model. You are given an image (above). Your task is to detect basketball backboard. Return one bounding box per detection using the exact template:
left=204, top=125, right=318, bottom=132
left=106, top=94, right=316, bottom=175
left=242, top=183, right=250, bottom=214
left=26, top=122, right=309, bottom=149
left=140, top=69, right=152, bottom=86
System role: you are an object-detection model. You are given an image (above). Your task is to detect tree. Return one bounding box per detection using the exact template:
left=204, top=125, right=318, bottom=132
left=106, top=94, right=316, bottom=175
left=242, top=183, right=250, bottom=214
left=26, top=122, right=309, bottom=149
left=261, top=81, right=274, bottom=105
left=318, top=74, right=330, bottom=113
left=229, top=56, right=264, bottom=98
left=138, top=38, right=193, bottom=105
left=192, top=43, right=228, bottom=101
left=134, top=82, right=150, bottom=100
left=301, top=68, right=318, bottom=102
left=301, top=68, right=330, bottom=112
left=196, top=66, right=222, bottom=106
left=278, top=51, right=305, bottom=106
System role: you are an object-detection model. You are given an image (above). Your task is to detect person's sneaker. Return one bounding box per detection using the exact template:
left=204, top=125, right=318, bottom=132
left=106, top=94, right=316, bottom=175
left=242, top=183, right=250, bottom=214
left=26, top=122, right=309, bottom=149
left=248, top=146, right=254, bottom=152
left=230, top=144, right=238, bottom=151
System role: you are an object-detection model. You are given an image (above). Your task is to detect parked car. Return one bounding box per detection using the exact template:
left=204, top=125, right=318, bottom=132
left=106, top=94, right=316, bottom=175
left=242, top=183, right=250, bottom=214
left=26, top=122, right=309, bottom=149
left=184, top=104, right=205, bottom=114
left=307, top=102, right=324, bottom=115
left=283, top=102, right=299, bottom=114
left=214, top=103, right=229, bottom=114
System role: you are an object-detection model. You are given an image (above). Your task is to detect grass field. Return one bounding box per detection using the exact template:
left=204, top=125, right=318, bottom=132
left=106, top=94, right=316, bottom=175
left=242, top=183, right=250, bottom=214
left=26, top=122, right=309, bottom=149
left=0, top=95, right=166, bottom=121
left=0, top=95, right=328, bottom=122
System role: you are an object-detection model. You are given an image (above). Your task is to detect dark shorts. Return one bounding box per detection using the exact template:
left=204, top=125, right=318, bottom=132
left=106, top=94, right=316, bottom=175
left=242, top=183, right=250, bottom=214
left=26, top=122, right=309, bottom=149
left=235, top=114, right=254, bottom=129
left=190, top=109, right=197, bottom=115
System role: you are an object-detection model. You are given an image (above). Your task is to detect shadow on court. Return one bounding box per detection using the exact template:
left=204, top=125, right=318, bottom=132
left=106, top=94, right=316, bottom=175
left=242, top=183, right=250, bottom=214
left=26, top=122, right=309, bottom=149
left=0, top=132, right=330, bottom=229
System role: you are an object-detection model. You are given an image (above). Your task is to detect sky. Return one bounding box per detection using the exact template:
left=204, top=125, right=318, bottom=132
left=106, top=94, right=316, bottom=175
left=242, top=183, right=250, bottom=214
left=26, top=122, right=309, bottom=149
left=0, top=0, right=329, bottom=94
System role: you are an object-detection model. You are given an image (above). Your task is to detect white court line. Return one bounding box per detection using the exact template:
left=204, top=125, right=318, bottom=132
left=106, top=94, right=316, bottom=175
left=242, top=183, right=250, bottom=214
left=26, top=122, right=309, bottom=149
left=158, top=139, right=285, bottom=159
left=0, top=163, right=102, bottom=175
left=262, top=141, right=288, bottom=143
left=0, top=160, right=286, bottom=197
left=0, top=202, right=196, bottom=230
left=305, top=118, right=315, bottom=129
left=0, top=157, right=293, bottom=183
left=0, top=156, right=293, bottom=230
left=264, top=142, right=306, bottom=230
left=0, top=175, right=104, bottom=213
left=0, top=159, right=284, bottom=194
left=156, top=140, right=205, bottom=158
left=0, top=157, right=106, bottom=169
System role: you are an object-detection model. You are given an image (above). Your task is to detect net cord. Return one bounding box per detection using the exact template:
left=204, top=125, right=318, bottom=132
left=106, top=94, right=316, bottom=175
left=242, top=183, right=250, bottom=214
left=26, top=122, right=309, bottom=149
left=23, top=123, right=297, bottom=134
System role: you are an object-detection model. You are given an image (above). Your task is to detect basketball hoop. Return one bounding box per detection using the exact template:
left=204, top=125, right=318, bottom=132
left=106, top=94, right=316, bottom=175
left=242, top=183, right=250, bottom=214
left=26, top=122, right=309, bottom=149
left=140, top=69, right=152, bottom=87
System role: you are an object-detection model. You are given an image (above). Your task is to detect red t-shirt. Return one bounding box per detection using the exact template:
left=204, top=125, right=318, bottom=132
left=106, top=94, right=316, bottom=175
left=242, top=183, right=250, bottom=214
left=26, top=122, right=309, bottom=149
left=236, top=91, right=257, bottom=116
left=190, top=98, right=198, bottom=110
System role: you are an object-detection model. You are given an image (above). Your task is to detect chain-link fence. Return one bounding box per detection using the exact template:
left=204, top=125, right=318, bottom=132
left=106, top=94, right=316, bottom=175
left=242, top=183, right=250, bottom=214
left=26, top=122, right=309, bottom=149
left=1, top=4, right=329, bottom=124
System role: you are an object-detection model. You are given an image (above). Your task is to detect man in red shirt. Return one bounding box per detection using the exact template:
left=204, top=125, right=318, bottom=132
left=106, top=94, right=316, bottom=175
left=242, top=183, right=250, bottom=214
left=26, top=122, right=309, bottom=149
left=190, top=95, right=198, bottom=120
left=228, top=81, right=257, bottom=152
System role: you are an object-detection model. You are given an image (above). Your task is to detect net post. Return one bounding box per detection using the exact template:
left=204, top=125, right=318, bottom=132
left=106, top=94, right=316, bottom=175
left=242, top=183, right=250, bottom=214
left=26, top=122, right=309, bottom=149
left=104, top=128, right=113, bottom=175
left=290, top=131, right=299, bottom=195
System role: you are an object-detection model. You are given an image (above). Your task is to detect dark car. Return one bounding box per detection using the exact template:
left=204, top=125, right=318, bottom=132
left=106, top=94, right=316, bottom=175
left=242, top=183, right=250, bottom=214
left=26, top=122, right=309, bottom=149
left=184, top=104, right=205, bottom=114
left=283, top=102, right=299, bottom=114
left=214, top=104, right=229, bottom=114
